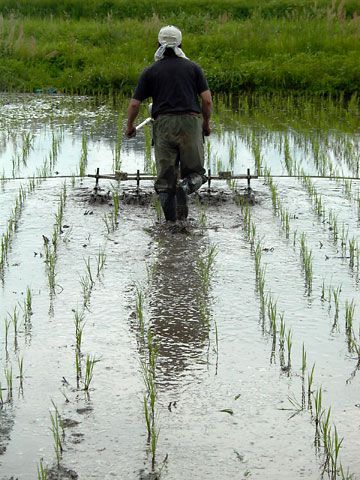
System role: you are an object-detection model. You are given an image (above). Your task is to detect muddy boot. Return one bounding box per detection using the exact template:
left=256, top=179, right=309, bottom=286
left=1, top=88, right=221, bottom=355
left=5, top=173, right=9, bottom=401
left=179, top=172, right=207, bottom=194
left=176, top=184, right=189, bottom=221
left=158, top=192, right=176, bottom=222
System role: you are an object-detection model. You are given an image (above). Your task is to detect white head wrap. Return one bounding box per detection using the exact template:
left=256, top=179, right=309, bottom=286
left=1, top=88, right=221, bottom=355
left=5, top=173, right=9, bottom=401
left=154, top=25, right=188, bottom=62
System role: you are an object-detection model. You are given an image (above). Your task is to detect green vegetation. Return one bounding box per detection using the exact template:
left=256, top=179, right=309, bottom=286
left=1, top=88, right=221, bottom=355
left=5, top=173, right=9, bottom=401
left=0, top=0, right=359, bottom=95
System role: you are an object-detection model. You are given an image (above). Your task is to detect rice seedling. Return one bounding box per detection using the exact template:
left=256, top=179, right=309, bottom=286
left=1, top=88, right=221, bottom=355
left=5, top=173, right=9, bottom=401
left=46, top=249, right=57, bottom=294
left=150, top=420, right=160, bottom=471
left=321, top=280, right=326, bottom=302
left=328, top=209, right=339, bottom=244
left=339, top=464, right=355, bottom=480
left=113, top=189, right=120, bottom=220
left=345, top=300, right=356, bottom=351
left=50, top=401, right=63, bottom=466
left=320, top=406, right=331, bottom=453
left=257, top=266, right=267, bottom=320
left=307, top=363, right=316, bottom=408
left=348, top=237, right=357, bottom=269
left=102, top=212, right=113, bottom=233
left=301, top=343, right=307, bottom=379
left=136, top=286, right=145, bottom=337
left=267, top=297, right=277, bottom=335
left=79, top=271, right=93, bottom=308
left=17, top=355, right=24, bottom=389
left=269, top=181, right=278, bottom=212
left=196, top=244, right=218, bottom=295
left=79, top=132, right=88, bottom=177
left=4, top=317, right=10, bottom=351
left=314, top=192, right=324, bottom=218
left=252, top=133, right=262, bottom=175
left=102, top=190, right=120, bottom=232
left=73, top=308, right=85, bottom=385
left=141, top=328, right=160, bottom=469
left=37, top=458, right=48, bottom=480
left=286, top=328, right=292, bottom=370
left=83, top=354, right=100, bottom=391
left=330, top=427, right=343, bottom=478
left=198, top=208, right=207, bottom=235
left=299, top=233, right=313, bottom=294
left=21, top=286, right=33, bottom=323
left=331, top=286, right=341, bottom=331
left=4, top=365, right=13, bottom=400
left=84, top=257, right=94, bottom=287
left=254, top=240, right=262, bottom=280
left=28, top=175, right=36, bottom=193
left=113, top=113, right=123, bottom=171
left=314, top=387, right=323, bottom=429
left=9, top=306, right=19, bottom=347
left=340, top=223, right=349, bottom=257
left=96, top=247, right=106, bottom=277
left=279, top=206, right=290, bottom=238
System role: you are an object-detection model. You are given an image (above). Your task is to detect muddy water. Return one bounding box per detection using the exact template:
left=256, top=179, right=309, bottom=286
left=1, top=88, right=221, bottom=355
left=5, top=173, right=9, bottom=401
left=0, top=94, right=360, bottom=480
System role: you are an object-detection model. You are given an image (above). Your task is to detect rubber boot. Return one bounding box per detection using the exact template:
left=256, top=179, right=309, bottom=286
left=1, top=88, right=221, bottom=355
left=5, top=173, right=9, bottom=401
left=179, top=172, right=207, bottom=194
left=176, top=185, right=189, bottom=221
left=158, top=192, right=177, bottom=222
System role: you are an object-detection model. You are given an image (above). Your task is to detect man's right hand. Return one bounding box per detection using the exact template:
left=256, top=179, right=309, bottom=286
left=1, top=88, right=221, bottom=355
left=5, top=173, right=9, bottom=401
left=202, top=122, right=211, bottom=136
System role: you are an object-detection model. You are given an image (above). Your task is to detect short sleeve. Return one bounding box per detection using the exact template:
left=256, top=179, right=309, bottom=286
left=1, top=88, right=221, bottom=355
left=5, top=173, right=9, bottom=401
left=133, top=69, right=151, bottom=102
left=195, top=65, right=209, bottom=95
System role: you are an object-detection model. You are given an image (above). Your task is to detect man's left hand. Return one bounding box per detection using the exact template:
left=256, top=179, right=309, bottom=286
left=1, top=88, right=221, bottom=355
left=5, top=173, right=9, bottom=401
left=125, top=125, right=136, bottom=138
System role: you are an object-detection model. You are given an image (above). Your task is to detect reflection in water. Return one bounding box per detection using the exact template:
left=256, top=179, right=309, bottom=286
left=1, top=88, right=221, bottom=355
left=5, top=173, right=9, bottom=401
left=0, top=405, right=15, bottom=457
left=148, top=228, right=211, bottom=389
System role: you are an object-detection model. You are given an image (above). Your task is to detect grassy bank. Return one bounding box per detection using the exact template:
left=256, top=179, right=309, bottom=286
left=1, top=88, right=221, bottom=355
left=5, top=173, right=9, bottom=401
left=0, top=1, right=359, bottom=95
left=1, top=0, right=359, bottom=20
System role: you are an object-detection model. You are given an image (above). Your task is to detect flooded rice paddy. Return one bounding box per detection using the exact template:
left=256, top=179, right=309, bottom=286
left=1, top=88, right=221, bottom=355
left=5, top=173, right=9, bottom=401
left=0, top=93, right=359, bottom=480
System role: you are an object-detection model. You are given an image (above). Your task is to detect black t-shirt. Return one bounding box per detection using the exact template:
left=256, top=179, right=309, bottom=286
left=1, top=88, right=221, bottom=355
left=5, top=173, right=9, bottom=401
left=133, top=55, right=209, bottom=118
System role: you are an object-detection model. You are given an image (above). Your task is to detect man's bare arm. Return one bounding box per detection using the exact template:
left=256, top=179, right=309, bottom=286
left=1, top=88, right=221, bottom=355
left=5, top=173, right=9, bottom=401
left=126, top=98, right=141, bottom=137
left=200, top=90, right=212, bottom=136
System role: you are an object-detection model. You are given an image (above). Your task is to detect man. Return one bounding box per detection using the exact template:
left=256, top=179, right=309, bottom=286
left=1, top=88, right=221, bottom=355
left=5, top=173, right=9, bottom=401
left=126, top=25, right=212, bottom=222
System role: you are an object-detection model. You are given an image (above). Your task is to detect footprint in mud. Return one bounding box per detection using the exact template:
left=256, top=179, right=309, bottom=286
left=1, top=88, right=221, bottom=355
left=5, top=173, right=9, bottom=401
left=76, top=406, right=93, bottom=415
left=46, top=465, right=78, bottom=480
left=69, top=432, right=85, bottom=445
left=61, top=418, right=80, bottom=428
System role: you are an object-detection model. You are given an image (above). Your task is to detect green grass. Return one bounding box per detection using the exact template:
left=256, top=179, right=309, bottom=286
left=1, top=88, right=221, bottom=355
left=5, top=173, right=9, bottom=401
left=1, top=0, right=359, bottom=20
left=0, top=1, right=359, bottom=94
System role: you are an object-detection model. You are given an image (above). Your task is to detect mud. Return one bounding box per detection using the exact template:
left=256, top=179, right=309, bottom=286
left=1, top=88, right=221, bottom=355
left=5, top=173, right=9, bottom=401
left=0, top=94, right=359, bottom=480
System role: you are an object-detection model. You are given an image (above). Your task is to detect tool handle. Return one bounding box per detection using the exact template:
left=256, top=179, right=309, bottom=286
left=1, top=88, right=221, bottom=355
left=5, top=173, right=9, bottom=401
left=136, top=117, right=153, bottom=131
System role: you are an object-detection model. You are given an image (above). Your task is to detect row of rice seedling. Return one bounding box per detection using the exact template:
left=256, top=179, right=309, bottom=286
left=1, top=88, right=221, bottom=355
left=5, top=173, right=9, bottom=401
left=0, top=126, right=66, bottom=283
left=240, top=203, right=293, bottom=371
left=239, top=200, right=356, bottom=479
left=278, top=129, right=360, bottom=221
left=0, top=287, right=32, bottom=407
left=0, top=184, right=26, bottom=279
left=42, top=182, right=67, bottom=296
left=289, top=354, right=356, bottom=480
left=259, top=161, right=360, bottom=383
left=102, top=187, right=121, bottom=234
left=262, top=167, right=314, bottom=295
left=35, top=243, right=107, bottom=475
left=297, top=171, right=360, bottom=276
left=133, top=275, right=162, bottom=474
